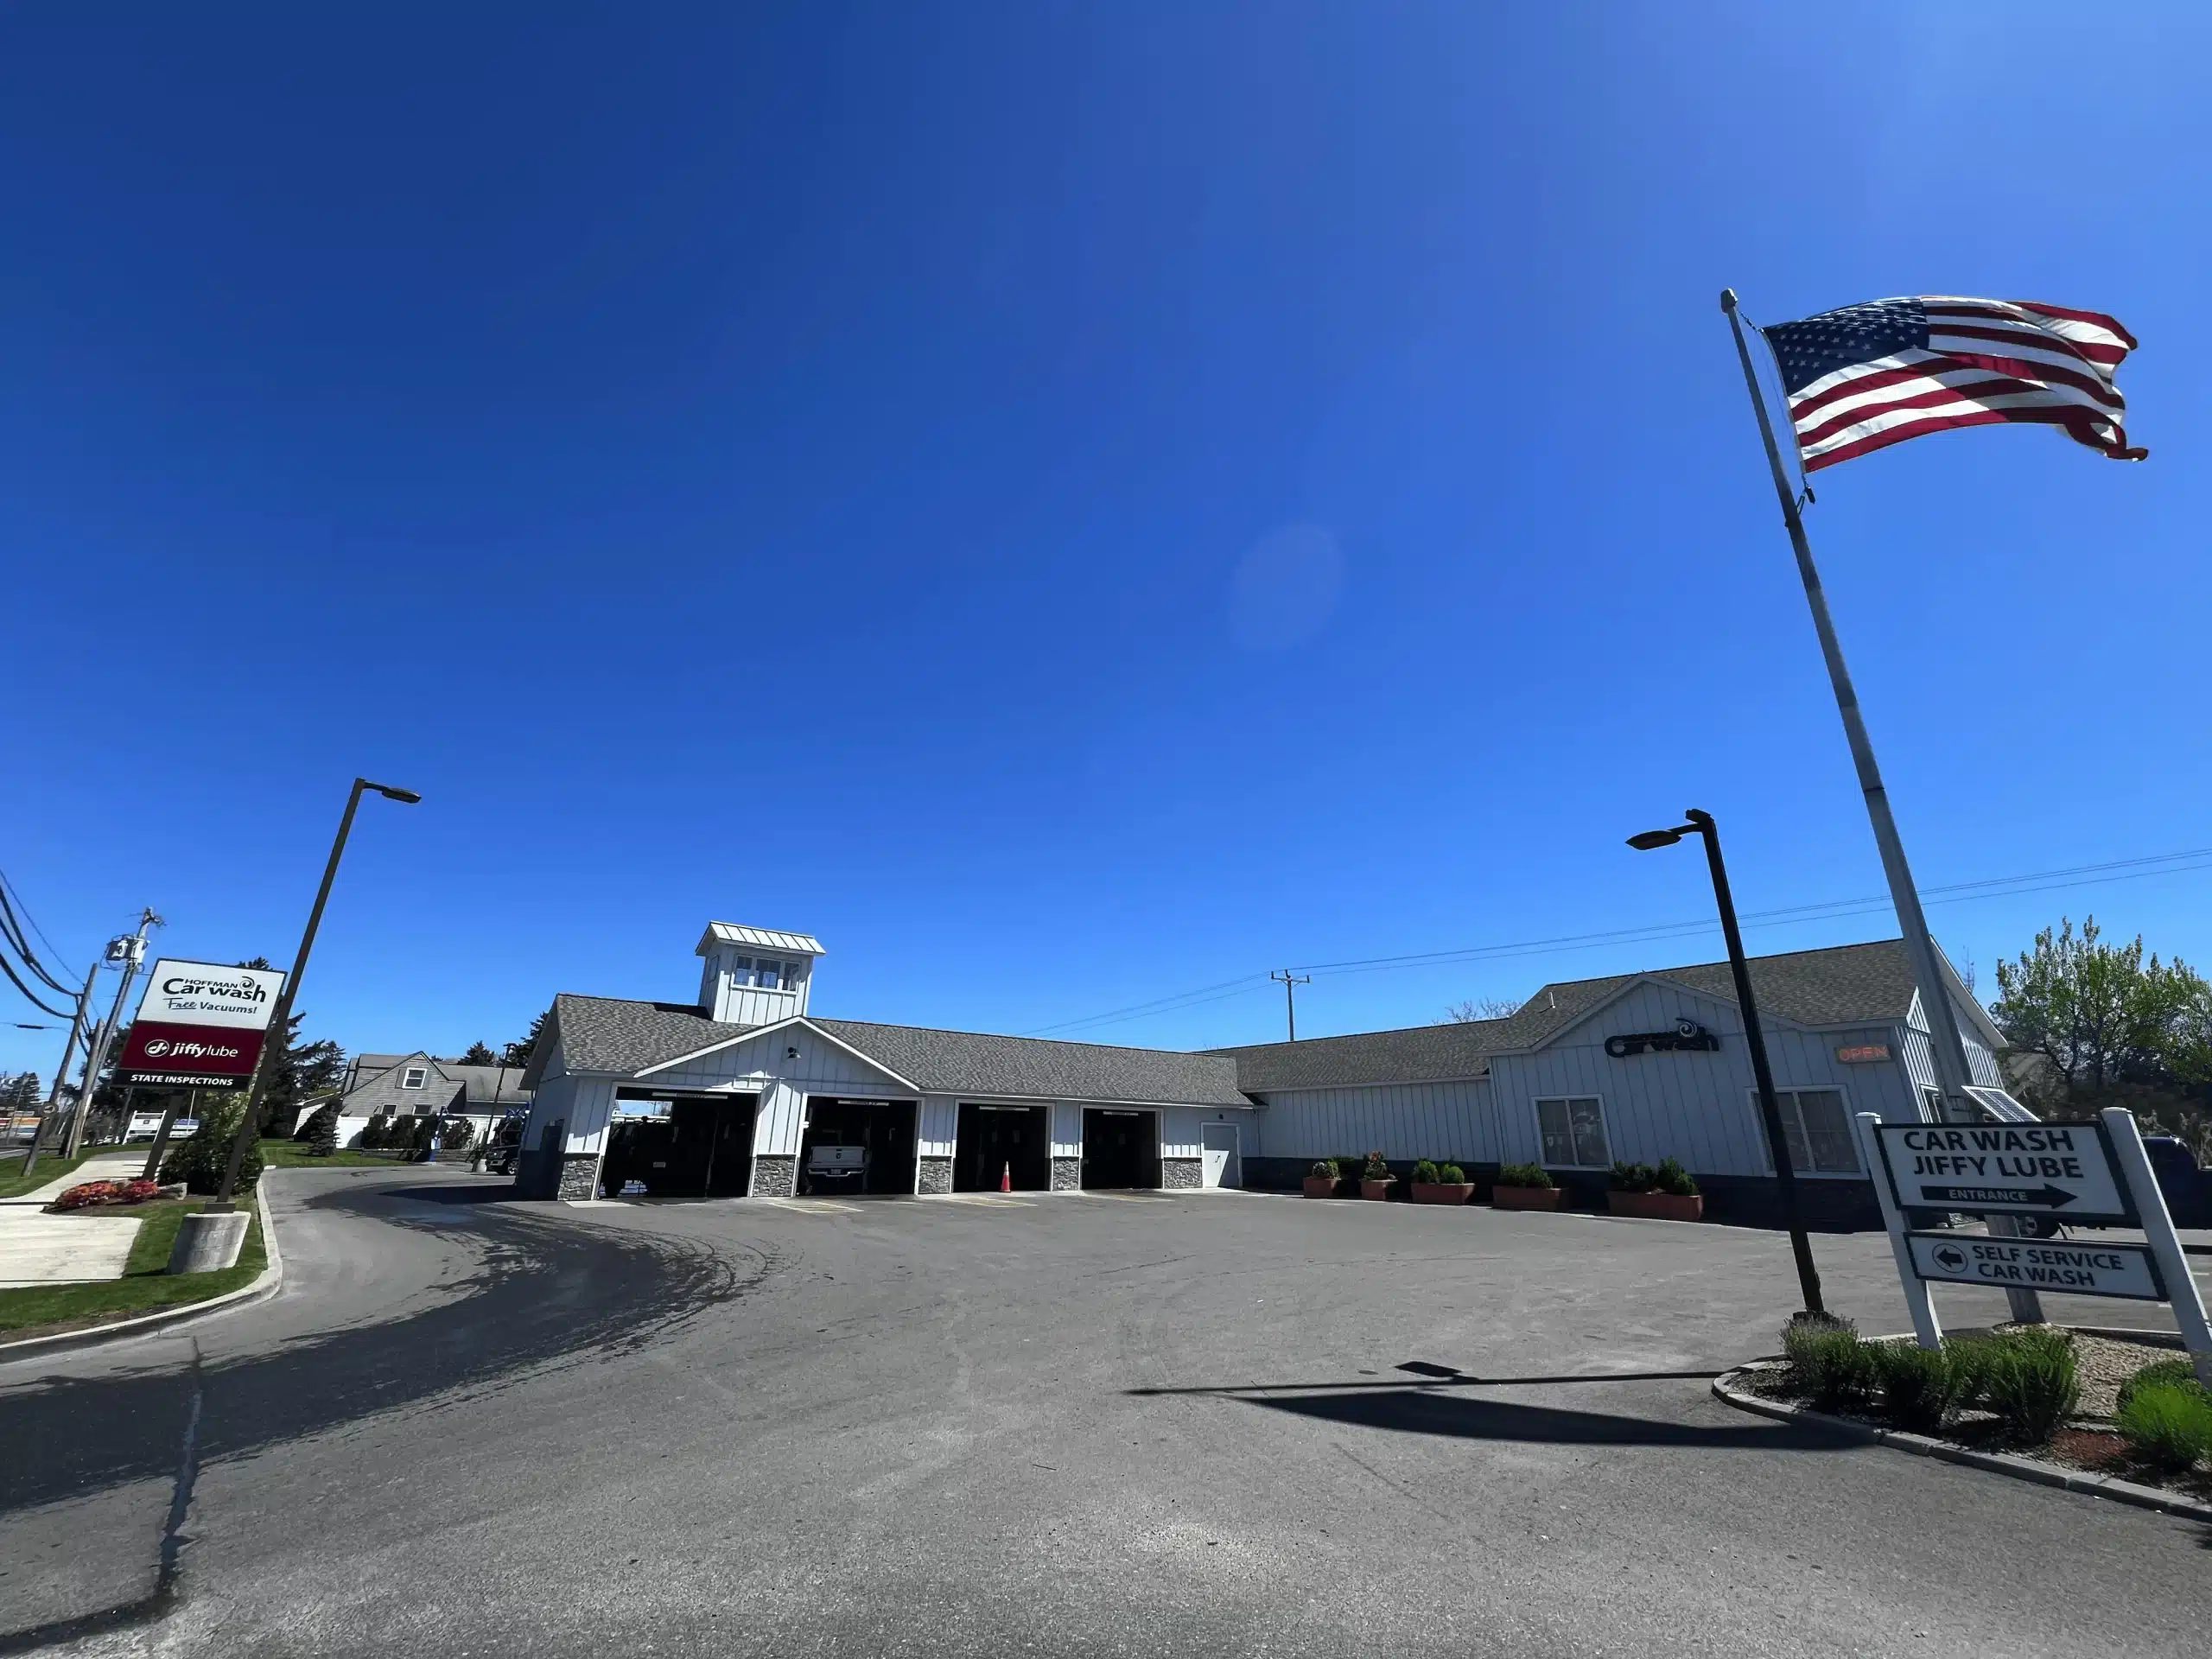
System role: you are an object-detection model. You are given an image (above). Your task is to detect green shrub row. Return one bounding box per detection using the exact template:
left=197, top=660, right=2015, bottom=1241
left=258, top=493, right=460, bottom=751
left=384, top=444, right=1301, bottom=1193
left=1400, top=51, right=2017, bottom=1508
left=1410, top=1160, right=1467, bottom=1184
left=1496, top=1162, right=1554, bottom=1189
left=1777, top=1317, right=2081, bottom=1446
left=1610, top=1158, right=1699, bottom=1197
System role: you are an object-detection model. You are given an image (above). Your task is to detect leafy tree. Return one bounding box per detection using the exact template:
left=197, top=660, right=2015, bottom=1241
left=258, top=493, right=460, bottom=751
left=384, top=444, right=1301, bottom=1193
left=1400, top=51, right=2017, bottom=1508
left=0, top=1072, right=39, bottom=1110
left=1990, top=917, right=2212, bottom=1158
left=457, top=1040, right=499, bottom=1066
left=501, top=1007, right=550, bottom=1070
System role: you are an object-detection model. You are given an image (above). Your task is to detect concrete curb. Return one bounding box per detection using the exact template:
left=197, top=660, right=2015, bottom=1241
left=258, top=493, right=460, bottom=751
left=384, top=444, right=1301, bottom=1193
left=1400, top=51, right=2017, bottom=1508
left=0, top=1176, right=285, bottom=1367
left=1713, top=1359, right=2212, bottom=1524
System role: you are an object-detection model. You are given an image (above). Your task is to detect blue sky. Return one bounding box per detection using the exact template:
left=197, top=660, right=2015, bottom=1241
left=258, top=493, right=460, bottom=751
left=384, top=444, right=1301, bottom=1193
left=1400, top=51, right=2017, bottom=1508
left=4, top=3, right=2209, bottom=1078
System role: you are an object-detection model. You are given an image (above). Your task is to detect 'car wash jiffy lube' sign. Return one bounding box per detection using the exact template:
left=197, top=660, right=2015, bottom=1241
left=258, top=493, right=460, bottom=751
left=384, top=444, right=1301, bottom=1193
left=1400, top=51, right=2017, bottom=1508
left=118, top=958, right=286, bottom=1090
left=1870, top=1122, right=2130, bottom=1221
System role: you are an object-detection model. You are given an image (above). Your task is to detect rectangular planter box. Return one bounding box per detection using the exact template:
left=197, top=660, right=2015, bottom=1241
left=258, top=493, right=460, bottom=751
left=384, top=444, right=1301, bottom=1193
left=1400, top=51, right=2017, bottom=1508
left=1359, top=1179, right=1395, bottom=1201
left=1410, top=1182, right=1475, bottom=1205
left=1492, top=1185, right=1562, bottom=1211
left=1608, top=1190, right=1703, bottom=1222
left=1303, top=1176, right=1338, bottom=1198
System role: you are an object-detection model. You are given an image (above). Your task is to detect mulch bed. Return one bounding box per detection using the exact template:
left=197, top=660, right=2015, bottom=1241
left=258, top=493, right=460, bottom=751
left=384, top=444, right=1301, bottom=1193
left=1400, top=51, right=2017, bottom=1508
left=1743, top=1329, right=2212, bottom=1507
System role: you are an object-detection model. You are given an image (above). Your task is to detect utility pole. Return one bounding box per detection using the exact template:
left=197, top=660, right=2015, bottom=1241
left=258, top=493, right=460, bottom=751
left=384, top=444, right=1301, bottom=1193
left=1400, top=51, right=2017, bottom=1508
left=64, top=909, right=161, bottom=1160
left=1269, top=969, right=1311, bottom=1042
left=20, top=963, right=97, bottom=1177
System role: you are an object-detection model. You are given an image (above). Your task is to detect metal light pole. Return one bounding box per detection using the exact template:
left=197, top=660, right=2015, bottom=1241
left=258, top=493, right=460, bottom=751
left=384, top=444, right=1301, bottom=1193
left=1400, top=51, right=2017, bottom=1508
left=1629, top=809, right=1825, bottom=1316
left=213, top=778, right=421, bottom=1208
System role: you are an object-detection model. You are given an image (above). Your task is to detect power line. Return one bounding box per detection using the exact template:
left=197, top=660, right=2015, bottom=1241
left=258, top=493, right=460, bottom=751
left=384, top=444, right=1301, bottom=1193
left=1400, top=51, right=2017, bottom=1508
left=1021, top=842, right=2212, bottom=1040
left=0, top=870, right=83, bottom=995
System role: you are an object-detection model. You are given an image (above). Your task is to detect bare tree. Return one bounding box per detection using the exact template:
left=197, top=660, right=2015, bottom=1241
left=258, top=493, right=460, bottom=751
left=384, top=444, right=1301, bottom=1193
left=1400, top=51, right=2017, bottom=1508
left=1444, top=996, right=1521, bottom=1024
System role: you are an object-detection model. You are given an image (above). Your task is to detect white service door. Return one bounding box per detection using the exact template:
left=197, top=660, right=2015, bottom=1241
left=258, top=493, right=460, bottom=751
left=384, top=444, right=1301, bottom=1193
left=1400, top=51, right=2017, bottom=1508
left=1199, top=1122, right=1240, bottom=1188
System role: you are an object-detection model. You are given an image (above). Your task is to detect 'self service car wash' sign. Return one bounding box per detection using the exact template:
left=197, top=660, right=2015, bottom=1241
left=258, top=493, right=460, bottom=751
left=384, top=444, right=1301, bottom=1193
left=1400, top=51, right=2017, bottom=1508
left=119, top=958, right=286, bottom=1090
left=1904, top=1232, right=2164, bottom=1300
left=1869, top=1121, right=2130, bottom=1223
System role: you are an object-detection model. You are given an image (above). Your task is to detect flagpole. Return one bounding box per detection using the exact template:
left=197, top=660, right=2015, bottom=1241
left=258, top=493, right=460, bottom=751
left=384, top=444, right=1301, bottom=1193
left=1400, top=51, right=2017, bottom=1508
left=1719, top=288, right=2043, bottom=1325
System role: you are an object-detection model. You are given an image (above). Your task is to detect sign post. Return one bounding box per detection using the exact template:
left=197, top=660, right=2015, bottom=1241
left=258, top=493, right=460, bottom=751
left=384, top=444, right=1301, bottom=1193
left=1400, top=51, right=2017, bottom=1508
left=1859, top=1109, right=2212, bottom=1385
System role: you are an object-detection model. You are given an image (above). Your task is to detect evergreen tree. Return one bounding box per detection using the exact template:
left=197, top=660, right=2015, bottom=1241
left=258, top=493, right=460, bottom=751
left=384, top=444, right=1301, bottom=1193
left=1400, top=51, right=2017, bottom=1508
left=458, top=1040, right=498, bottom=1066
left=500, top=1007, right=550, bottom=1070
left=298, top=1100, right=340, bottom=1157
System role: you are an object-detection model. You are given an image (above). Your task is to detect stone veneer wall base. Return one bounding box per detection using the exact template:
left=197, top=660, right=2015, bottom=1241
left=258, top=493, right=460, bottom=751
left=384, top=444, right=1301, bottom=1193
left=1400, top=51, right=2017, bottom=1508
left=916, top=1156, right=953, bottom=1196
left=751, top=1154, right=798, bottom=1198
left=556, top=1153, right=603, bottom=1202
left=1050, top=1156, right=1083, bottom=1192
left=1160, top=1156, right=1202, bottom=1190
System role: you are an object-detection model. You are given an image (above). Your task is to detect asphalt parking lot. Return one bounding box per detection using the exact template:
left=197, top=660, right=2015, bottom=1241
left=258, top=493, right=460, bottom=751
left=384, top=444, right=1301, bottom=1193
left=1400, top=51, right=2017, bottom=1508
left=4, top=1171, right=2209, bottom=1657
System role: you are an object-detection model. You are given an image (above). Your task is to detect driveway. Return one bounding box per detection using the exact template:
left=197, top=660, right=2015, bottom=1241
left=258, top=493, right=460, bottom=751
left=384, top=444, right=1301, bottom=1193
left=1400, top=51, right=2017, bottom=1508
left=2, top=1173, right=2206, bottom=1656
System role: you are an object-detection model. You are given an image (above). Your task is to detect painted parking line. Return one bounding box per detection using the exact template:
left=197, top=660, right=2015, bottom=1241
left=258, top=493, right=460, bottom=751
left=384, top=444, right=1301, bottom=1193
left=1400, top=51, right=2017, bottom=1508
left=762, top=1198, right=863, bottom=1214
left=925, top=1194, right=1039, bottom=1207
left=1075, top=1192, right=1178, bottom=1202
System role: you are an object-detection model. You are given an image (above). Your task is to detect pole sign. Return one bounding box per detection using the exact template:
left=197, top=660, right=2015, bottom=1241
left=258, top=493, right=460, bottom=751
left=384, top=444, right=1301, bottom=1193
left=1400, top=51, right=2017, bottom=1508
left=118, top=958, right=286, bottom=1090
left=1869, top=1121, right=2132, bottom=1223
left=1904, top=1231, right=2164, bottom=1301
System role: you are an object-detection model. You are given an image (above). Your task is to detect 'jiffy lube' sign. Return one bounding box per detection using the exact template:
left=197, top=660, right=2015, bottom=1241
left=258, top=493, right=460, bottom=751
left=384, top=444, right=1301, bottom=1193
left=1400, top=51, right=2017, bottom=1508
left=119, top=957, right=287, bottom=1090
left=1870, top=1122, right=2130, bottom=1222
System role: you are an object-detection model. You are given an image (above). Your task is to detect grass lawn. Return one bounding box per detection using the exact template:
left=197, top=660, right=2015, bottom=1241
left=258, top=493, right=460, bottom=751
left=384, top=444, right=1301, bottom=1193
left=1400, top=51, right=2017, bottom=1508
left=0, top=1196, right=270, bottom=1340
left=257, top=1138, right=408, bottom=1169
left=0, top=1148, right=106, bottom=1202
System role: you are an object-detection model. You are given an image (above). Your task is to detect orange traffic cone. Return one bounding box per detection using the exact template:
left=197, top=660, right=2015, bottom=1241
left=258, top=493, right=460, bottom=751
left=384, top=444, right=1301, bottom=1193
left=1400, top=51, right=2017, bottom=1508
left=1000, top=1160, right=1012, bottom=1193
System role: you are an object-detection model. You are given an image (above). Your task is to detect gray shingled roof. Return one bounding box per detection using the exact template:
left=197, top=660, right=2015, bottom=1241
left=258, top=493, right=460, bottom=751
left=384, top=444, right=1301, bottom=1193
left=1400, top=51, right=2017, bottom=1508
left=529, top=994, right=1249, bottom=1106
left=810, top=1019, right=1249, bottom=1106
left=1212, top=940, right=1923, bottom=1092
left=525, top=994, right=755, bottom=1086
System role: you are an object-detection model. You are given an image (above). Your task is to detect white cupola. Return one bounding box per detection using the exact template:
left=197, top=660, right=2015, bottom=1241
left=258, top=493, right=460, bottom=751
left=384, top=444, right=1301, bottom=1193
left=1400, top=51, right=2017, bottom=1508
left=696, top=923, right=825, bottom=1024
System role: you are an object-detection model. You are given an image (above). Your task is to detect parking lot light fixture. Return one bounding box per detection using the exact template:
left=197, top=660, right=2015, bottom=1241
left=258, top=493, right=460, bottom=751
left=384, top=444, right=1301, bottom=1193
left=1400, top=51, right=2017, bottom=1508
left=1630, top=807, right=1825, bottom=1317
left=212, top=777, right=421, bottom=1207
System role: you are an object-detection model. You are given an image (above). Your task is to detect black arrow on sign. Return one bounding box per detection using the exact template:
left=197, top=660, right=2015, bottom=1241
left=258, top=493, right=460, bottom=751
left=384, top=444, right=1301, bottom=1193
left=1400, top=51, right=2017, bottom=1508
left=1916, top=1183, right=2076, bottom=1209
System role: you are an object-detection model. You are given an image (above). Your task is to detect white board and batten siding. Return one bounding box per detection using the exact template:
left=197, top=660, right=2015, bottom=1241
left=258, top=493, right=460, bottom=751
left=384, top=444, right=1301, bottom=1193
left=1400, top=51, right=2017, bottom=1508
left=1255, top=1077, right=1499, bottom=1165
left=1494, top=980, right=1903, bottom=1179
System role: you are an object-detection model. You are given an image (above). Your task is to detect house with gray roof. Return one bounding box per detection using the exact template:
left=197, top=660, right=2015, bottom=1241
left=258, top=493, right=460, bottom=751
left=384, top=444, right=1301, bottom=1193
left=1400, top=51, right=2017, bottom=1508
left=322, top=1051, right=532, bottom=1148
left=514, top=922, right=1999, bottom=1227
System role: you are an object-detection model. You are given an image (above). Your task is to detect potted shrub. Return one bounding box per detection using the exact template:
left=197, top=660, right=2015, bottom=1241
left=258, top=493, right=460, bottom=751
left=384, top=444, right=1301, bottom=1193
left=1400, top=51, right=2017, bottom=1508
left=1410, top=1160, right=1476, bottom=1205
left=1358, top=1151, right=1395, bottom=1200
left=1491, top=1162, right=1561, bottom=1211
left=1608, top=1157, right=1704, bottom=1222
left=1332, top=1154, right=1366, bottom=1197
left=1304, top=1160, right=1340, bottom=1199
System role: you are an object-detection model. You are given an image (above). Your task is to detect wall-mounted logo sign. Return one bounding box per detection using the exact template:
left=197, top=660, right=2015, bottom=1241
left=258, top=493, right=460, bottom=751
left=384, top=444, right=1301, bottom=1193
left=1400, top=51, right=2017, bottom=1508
left=120, top=957, right=286, bottom=1090
left=1604, top=1019, right=1720, bottom=1058
left=1836, top=1043, right=1891, bottom=1064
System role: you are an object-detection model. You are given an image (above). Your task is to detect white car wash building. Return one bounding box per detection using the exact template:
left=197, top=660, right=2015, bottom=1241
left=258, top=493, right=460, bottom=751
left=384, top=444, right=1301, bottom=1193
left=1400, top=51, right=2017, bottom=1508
left=516, top=925, right=2005, bottom=1228
left=516, top=925, right=1255, bottom=1202
left=1213, top=937, right=2009, bottom=1227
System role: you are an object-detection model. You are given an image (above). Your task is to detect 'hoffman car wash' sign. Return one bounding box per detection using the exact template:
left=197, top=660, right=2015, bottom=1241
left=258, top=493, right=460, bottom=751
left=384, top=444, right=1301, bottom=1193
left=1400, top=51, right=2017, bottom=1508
left=118, top=958, right=286, bottom=1090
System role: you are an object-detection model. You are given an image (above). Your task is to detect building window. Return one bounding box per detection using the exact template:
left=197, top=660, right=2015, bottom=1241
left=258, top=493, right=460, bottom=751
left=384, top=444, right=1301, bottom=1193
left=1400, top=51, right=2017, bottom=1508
left=757, top=960, right=781, bottom=990
left=402, top=1066, right=427, bottom=1089
left=1761, top=1087, right=1861, bottom=1175
left=1535, top=1096, right=1610, bottom=1167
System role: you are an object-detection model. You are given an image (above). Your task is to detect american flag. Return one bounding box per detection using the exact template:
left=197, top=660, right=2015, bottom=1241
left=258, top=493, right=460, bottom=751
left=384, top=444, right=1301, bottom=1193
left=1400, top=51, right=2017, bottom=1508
left=1763, top=296, right=2145, bottom=474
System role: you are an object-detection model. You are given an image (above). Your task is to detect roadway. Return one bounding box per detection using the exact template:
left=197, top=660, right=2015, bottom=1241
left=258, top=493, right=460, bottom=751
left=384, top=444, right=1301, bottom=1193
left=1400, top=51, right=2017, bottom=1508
left=2, top=1169, right=2206, bottom=1656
